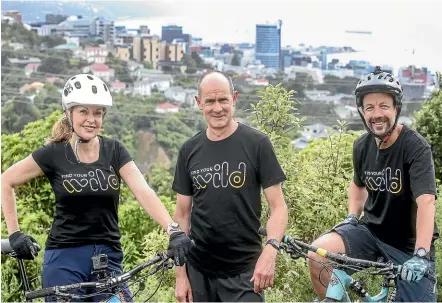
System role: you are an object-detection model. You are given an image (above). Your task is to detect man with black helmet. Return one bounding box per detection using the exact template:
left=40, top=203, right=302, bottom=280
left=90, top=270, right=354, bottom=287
left=307, top=67, right=438, bottom=302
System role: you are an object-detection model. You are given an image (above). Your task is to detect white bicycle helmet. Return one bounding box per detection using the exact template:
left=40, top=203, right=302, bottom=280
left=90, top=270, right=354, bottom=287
left=62, top=74, right=112, bottom=110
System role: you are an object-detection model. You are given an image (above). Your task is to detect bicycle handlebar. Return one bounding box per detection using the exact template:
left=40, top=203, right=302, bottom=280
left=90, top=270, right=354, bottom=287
left=24, top=249, right=174, bottom=300
left=258, top=227, right=399, bottom=271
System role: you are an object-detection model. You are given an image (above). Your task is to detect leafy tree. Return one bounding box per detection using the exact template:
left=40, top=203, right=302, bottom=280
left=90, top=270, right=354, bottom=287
left=414, top=74, right=442, bottom=181
left=1, top=100, right=40, bottom=134
left=37, top=50, right=72, bottom=75
left=231, top=52, right=241, bottom=66
left=152, top=115, right=194, bottom=161
left=106, top=53, right=132, bottom=83
left=40, top=35, right=66, bottom=48
left=172, top=75, right=197, bottom=89
left=1, top=23, right=39, bottom=46
left=33, top=83, right=62, bottom=117
left=142, top=61, right=154, bottom=69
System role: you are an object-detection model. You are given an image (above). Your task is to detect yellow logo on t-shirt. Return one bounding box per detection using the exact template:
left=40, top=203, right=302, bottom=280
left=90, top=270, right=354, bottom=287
left=61, top=166, right=119, bottom=193
left=191, top=161, right=246, bottom=190
left=364, top=167, right=402, bottom=194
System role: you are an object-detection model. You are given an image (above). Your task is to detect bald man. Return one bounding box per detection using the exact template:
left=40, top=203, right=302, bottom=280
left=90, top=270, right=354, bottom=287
left=172, top=71, right=288, bottom=302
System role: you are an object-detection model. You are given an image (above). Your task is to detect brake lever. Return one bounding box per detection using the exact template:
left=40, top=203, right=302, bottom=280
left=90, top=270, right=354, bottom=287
left=284, top=244, right=305, bottom=260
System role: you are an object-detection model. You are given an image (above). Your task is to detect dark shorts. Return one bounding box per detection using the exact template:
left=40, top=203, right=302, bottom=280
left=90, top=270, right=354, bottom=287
left=42, top=244, right=132, bottom=302
left=331, top=223, right=437, bottom=302
left=186, top=261, right=264, bottom=302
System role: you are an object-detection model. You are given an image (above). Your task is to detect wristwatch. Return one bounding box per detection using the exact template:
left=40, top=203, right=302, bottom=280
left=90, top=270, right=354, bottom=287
left=167, top=222, right=181, bottom=235
left=266, top=239, right=281, bottom=250
left=413, top=247, right=430, bottom=260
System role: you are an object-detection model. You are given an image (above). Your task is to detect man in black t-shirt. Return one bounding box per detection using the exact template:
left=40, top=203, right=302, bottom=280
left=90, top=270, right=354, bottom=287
left=307, top=67, right=438, bottom=302
left=172, top=71, right=288, bottom=302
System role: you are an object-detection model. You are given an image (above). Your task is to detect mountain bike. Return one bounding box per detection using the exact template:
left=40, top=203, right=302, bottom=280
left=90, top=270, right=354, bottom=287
left=259, top=228, right=405, bottom=302
left=1, top=238, right=175, bottom=302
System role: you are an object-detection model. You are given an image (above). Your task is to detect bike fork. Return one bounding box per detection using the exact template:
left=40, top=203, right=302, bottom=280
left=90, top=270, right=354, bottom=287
left=18, top=258, right=31, bottom=302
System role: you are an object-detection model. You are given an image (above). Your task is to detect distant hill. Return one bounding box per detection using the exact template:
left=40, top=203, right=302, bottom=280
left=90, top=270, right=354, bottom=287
left=1, top=1, right=171, bottom=23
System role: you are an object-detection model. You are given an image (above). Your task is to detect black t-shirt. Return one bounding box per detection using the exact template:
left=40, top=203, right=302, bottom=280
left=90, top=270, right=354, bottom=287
left=173, top=123, right=286, bottom=278
left=353, top=125, right=439, bottom=259
left=32, top=136, right=132, bottom=251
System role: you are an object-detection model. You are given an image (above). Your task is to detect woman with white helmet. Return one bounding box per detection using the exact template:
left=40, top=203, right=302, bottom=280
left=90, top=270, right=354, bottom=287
left=1, top=74, right=192, bottom=302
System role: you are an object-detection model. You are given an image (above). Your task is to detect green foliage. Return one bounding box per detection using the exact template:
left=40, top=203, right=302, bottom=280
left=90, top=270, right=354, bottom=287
left=1, top=23, right=39, bottom=46
left=153, top=115, right=195, bottom=161
left=106, top=53, right=132, bottom=83
left=231, top=52, right=241, bottom=66
left=38, top=50, right=73, bottom=75
left=1, top=112, right=62, bottom=302
left=1, top=23, right=66, bottom=49
left=1, top=101, right=41, bottom=134
left=250, top=85, right=359, bottom=301
left=414, top=79, right=442, bottom=181
left=172, top=75, right=197, bottom=89
left=317, top=75, right=360, bottom=95
left=250, top=84, right=304, bottom=146
left=148, top=165, right=175, bottom=200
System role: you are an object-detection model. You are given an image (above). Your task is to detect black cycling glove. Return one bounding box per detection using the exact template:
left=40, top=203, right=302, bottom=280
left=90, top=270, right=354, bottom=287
left=9, top=231, right=39, bottom=260
left=168, top=231, right=192, bottom=266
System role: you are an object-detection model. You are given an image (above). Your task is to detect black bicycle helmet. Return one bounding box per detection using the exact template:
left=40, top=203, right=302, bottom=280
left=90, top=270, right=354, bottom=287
left=355, top=66, right=403, bottom=108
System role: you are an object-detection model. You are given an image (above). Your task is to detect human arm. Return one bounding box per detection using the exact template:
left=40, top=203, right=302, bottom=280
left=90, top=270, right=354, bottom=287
left=348, top=180, right=368, bottom=218
left=251, top=183, right=288, bottom=293
left=173, top=194, right=193, bottom=302
left=401, top=142, right=436, bottom=282
left=120, top=162, right=191, bottom=266
left=119, top=161, right=174, bottom=231
left=1, top=155, right=44, bottom=235
left=415, top=194, right=435, bottom=251
left=1, top=155, right=44, bottom=259
left=401, top=195, right=434, bottom=283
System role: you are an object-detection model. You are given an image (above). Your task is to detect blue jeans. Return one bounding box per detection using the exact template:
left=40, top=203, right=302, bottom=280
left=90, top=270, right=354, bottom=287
left=42, top=244, right=132, bottom=302
left=332, top=223, right=437, bottom=302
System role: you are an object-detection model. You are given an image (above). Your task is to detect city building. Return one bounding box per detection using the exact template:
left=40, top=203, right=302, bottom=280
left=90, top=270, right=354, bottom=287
left=45, top=14, right=67, bottom=24
left=92, top=18, right=115, bottom=44
left=24, top=63, right=40, bottom=77
left=166, top=42, right=185, bottom=62
left=115, top=45, right=131, bottom=61
left=155, top=102, right=179, bottom=113
left=161, top=25, right=182, bottom=43
left=161, top=25, right=191, bottom=51
left=255, top=21, right=282, bottom=69
left=133, top=35, right=166, bottom=69
left=3, top=10, right=22, bottom=24
left=82, top=63, right=114, bottom=82
left=398, top=65, right=427, bottom=100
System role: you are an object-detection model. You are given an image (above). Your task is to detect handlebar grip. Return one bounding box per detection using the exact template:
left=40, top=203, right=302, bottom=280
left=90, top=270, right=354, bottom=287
left=25, top=287, right=56, bottom=300
left=1, top=239, right=13, bottom=254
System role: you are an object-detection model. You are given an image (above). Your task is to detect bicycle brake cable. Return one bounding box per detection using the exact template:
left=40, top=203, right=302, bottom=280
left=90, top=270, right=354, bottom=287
left=142, top=260, right=168, bottom=302
left=127, top=259, right=171, bottom=301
